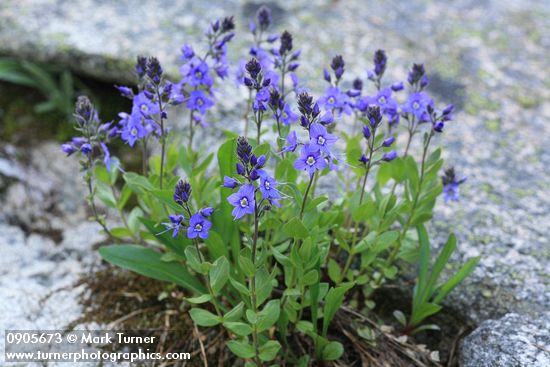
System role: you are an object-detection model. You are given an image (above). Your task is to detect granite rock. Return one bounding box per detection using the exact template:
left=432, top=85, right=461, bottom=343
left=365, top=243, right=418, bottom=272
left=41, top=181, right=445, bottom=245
left=460, top=313, right=550, bottom=367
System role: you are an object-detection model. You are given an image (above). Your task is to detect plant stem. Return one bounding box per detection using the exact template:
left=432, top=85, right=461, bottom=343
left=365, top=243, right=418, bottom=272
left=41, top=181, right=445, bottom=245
left=244, top=90, right=252, bottom=137
left=299, top=172, right=316, bottom=219
left=249, top=200, right=263, bottom=367
left=85, top=157, right=112, bottom=238
left=155, top=87, right=166, bottom=190
left=189, top=110, right=195, bottom=149
left=194, top=239, right=223, bottom=317
left=340, top=131, right=376, bottom=283
left=109, top=183, right=139, bottom=243
left=388, top=132, right=433, bottom=263
left=141, top=138, right=148, bottom=176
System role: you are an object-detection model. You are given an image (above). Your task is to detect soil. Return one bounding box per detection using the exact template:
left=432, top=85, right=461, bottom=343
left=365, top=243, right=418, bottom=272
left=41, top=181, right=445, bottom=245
left=70, top=263, right=470, bottom=366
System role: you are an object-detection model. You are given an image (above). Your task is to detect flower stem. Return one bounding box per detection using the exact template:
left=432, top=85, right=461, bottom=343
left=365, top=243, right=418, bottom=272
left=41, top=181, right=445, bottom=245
left=194, top=239, right=223, bottom=317
left=85, top=157, right=112, bottom=238
left=249, top=200, right=263, bottom=367
left=300, top=172, right=316, bottom=219
left=189, top=110, right=195, bottom=149
left=155, top=87, right=166, bottom=190
left=388, top=132, right=433, bottom=263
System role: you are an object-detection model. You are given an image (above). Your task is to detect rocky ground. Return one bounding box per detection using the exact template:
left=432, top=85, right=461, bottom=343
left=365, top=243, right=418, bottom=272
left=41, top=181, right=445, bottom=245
left=1, top=0, right=549, bottom=365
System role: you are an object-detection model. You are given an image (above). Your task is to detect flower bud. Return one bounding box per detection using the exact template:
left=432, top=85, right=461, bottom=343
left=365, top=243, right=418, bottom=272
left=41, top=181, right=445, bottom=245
left=223, top=176, right=239, bottom=189
left=382, top=136, right=395, bottom=147
left=200, top=207, right=214, bottom=217
left=382, top=151, right=397, bottom=162
left=236, top=163, right=245, bottom=175
left=362, top=125, right=371, bottom=140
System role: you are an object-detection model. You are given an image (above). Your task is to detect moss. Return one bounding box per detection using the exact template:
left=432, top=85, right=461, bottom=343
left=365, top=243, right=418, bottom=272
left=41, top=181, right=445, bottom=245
left=465, top=91, right=500, bottom=115
left=485, top=119, right=500, bottom=132
left=517, top=94, right=541, bottom=109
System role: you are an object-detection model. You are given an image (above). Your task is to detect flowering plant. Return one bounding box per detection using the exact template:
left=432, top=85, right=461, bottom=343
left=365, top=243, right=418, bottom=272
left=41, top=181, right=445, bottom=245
left=63, top=8, right=478, bottom=364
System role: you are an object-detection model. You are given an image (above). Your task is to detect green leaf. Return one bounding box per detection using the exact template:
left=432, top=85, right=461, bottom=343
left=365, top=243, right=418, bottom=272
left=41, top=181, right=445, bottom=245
left=186, top=294, right=212, bottom=304
left=433, top=256, right=480, bottom=304
left=230, top=277, right=250, bottom=297
left=424, top=234, right=457, bottom=302
left=259, top=340, right=281, bottom=361
left=140, top=218, right=188, bottom=258
left=189, top=308, right=221, bottom=327
left=415, top=224, right=431, bottom=307
left=223, top=322, right=253, bottom=337
left=302, top=269, right=319, bottom=286
left=393, top=310, right=407, bottom=326
left=127, top=207, right=143, bottom=234
left=239, top=255, right=256, bottom=277
left=373, top=230, right=399, bottom=252
left=184, top=246, right=204, bottom=274
left=321, top=341, right=344, bottom=361
left=255, top=268, right=273, bottom=306
left=226, top=340, right=256, bottom=359
left=224, top=302, right=245, bottom=322
left=209, top=256, right=229, bottom=295
left=410, top=302, right=442, bottom=327
left=322, top=283, right=354, bottom=337
left=205, top=231, right=228, bottom=259
left=215, top=139, right=240, bottom=253
left=99, top=245, right=205, bottom=294
left=327, top=259, right=341, bottom=283
left=257, top=299, right=280, bottom=332
left=123, top=172, right=155, bottom=194
left=283, top=217, right=309, bottom=239
left=95, top=181, right=116, bottom=208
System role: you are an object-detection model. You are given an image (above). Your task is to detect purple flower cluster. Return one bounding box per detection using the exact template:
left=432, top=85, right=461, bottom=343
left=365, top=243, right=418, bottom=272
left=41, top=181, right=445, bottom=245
left=224, top=137, right=281, bottom=219
left=319, top=55, right=353, bottom=116
left=165, top=180, right=213, bottom=239
left=175, top=17, right=235, bottom=126
left=441, top=167, right=467, bottom=203
left=113, top=57, right=179, bottom=147
left=239, top=7, right=301, bottom=131
left=281, top=92, right=339, bottom=177
left=358, top=105, right=397, bottom=166
left=61, top=96, right=117, bottom=171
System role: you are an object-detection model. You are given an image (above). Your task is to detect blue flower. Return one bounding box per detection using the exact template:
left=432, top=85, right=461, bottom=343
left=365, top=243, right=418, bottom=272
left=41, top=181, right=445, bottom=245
left=80, top=143, right=92, bottom=155
left=293, top=144, right=327, bottom=177
left=199, top=207, right=214, bottom=217
left=309, top=123, right=338, bottom=154
left=100, top=142, right=116, bottom=172
left=282, top=131, right=298, bottom=153
left=223, top=176, right=240, bottom=189
left=442, top=167, right=466, bottom=203
left=131, top=92, right=159, bottom=118
left=258, top=170, right=280, bottom=201
left=174, top=180, right=192, bottom=205
left=181, top=44, right=195, bottom=60
left=61, top=143, right=77, bottom=156
left=119, top=113, right=148, bottom=147
left=187, top=90, right=214, bottom=115
left=187, top=213, right=212, bottom=239
left=365, top=88, right=398, bottom=117
left=402, top=92, right=433, bottom=121
left=166, top=214, right=184, bottom=238
left=382, top=151, right=397, bottom=161
left=280, top=103, right=298, bottom=125
left=227, top=184, right=256, bottom=220
left=187, top=60, right=213, bottom=87
left=319, top=86, right=345, bottom=110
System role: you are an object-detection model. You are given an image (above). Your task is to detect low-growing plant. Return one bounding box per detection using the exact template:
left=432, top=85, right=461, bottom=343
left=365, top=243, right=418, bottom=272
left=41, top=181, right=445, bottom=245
left=0, top=57, right=80, bottom=117
left=62, top=7, right=477, bottom=365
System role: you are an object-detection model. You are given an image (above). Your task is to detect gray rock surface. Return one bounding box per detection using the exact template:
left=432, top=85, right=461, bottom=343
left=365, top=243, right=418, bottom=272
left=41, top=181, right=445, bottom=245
left=460, top=313, right=550, bottom=367
left=1, top=0, right=550, bottom=364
